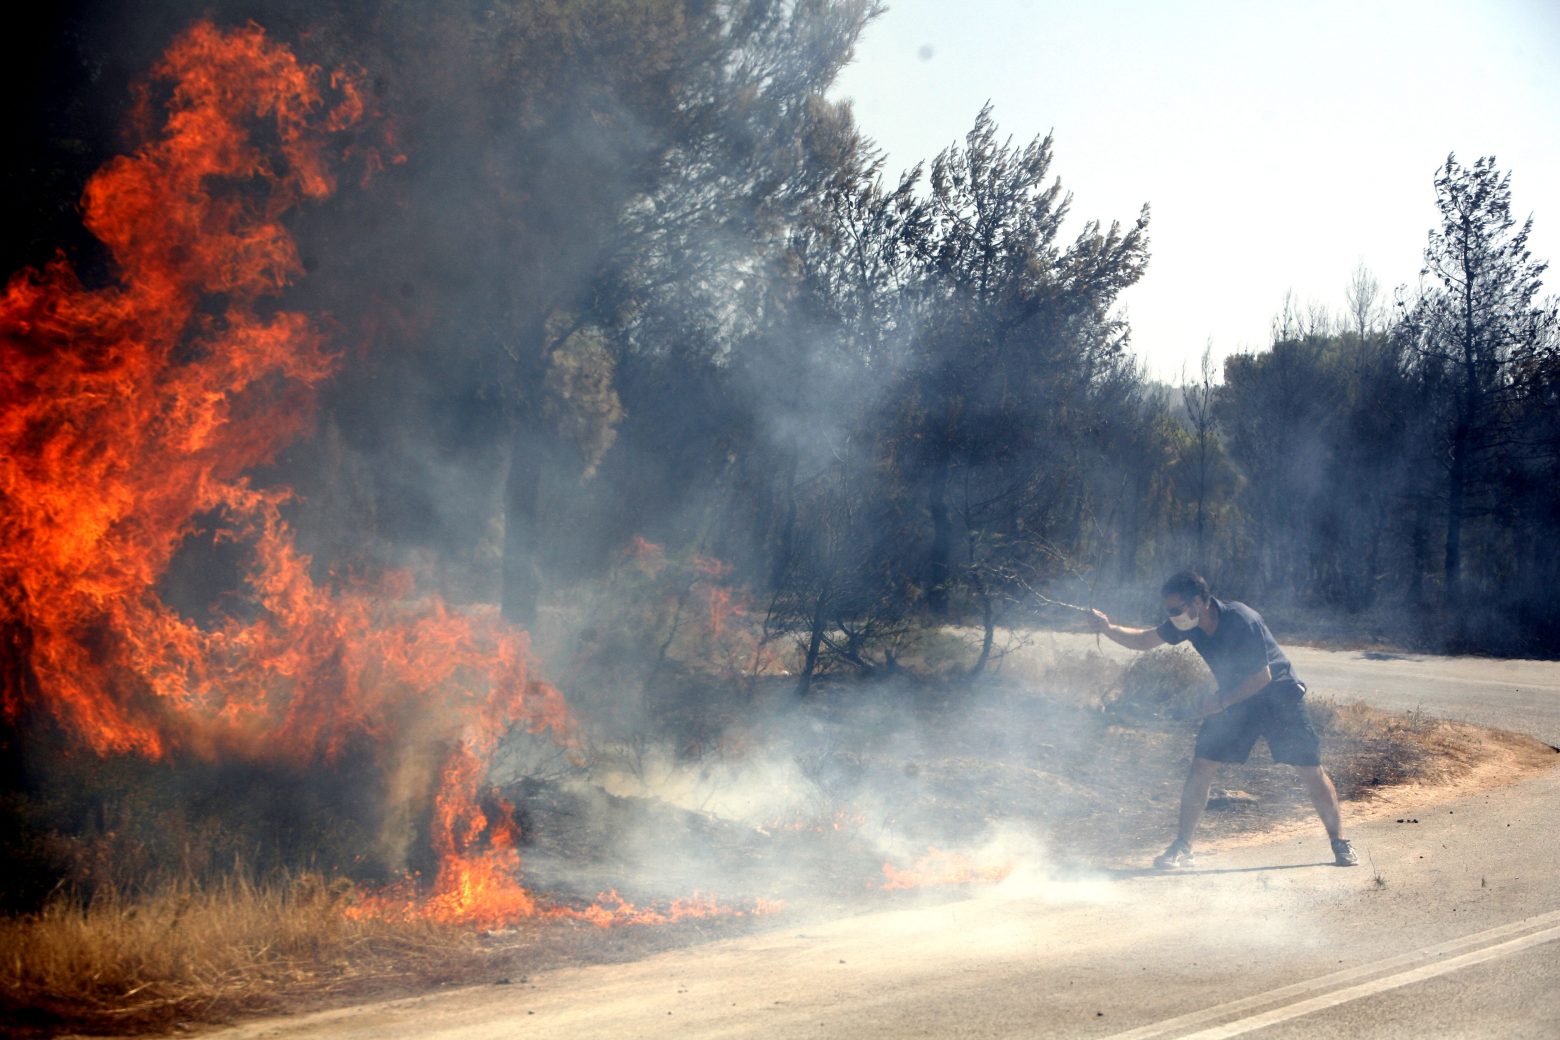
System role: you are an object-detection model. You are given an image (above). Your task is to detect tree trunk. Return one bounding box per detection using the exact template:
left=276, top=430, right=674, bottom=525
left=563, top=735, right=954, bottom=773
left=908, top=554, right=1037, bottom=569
left=1447, top=261, right=1479, bottom=595
left=1445, top=424, right=1467, bottom=594
left=1409, top=496, right=1430, bottom=610
left=969, top=584, right=994, bottom=678
left=769, top=453, right=799, bottom=593
left=1194, top=430, right=1209, bottom=570
left=796, top=587, right=828, bottom=697
left=1118, top=478, right=1141, bottom=583
left=925, top=458, right=953, bottom=616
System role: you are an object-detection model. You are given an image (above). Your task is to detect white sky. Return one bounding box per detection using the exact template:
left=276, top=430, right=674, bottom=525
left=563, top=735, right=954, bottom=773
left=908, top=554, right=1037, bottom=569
left=829, top=0, right=1560, bottom=382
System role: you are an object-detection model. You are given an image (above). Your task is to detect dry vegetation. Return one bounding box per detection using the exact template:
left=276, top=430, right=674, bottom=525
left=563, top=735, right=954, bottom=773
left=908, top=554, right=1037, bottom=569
left=0, top=874, right=491, bottom=1036
left=3, top=639, right=1552, bottom=1038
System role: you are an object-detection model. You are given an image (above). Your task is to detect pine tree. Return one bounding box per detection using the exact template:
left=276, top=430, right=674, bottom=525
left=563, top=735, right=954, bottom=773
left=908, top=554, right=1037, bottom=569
left=1395, top=155, right=1556, bottom=593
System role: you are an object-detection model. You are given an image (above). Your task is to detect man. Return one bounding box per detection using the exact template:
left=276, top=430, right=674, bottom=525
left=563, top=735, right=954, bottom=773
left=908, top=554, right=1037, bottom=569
left=1088, top=571, right=1358, bottom=869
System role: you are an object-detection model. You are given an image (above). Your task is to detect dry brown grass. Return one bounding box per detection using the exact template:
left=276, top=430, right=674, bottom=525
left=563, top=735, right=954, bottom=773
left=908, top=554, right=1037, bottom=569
left=1308, top=697, right=1438, bottom=795
left=0, top=873, right=490, bottom=1036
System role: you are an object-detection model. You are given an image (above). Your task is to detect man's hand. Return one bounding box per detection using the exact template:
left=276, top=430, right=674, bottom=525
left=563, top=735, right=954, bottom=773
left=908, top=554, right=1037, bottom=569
left=1089, top=612, right=1166, bottom=651
left=1197, top=689, right=1225, bottom=716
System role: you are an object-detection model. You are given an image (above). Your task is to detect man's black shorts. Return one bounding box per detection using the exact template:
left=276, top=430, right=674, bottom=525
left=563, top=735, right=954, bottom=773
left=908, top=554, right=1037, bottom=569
left=1194, top=681, right=1321, bottom=766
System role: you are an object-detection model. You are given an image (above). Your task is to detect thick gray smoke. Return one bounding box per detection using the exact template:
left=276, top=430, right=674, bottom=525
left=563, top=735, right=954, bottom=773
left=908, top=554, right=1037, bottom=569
left=6, top=0, right=1172, bottom=917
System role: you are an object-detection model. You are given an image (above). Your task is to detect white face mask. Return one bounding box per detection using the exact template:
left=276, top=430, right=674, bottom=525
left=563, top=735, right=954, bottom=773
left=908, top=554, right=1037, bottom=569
left=1169, top=603, right=1199, bottom=630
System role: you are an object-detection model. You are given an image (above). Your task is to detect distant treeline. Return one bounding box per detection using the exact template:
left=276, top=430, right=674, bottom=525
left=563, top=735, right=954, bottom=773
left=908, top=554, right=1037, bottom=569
left=9, top=1, right=1558, bottom=677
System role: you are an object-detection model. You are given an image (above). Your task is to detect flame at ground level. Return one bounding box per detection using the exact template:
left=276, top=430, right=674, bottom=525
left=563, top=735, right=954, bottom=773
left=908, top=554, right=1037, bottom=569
left=880, top=848, right=1016, bottom=890
left=347, top=849, right=782, bottom=930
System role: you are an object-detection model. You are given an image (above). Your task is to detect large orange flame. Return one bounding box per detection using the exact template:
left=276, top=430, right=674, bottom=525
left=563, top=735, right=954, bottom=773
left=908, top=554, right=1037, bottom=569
left=0, top=20, right=577, bottom=926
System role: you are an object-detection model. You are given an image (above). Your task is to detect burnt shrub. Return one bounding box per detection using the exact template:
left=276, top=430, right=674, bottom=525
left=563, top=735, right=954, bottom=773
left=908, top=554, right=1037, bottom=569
left=1104, top=646, right=1208, bottom=722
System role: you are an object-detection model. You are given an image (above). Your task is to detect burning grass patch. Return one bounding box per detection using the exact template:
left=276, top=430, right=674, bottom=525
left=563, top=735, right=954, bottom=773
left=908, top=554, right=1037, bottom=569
left=0, top=867, right=799, bottom=1037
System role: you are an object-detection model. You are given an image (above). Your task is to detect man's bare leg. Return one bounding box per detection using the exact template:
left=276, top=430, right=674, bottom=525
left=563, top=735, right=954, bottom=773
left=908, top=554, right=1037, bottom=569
left=1294, top=764, right=1343, bottom=840
left=1176, top=757, right=1222, bottom=845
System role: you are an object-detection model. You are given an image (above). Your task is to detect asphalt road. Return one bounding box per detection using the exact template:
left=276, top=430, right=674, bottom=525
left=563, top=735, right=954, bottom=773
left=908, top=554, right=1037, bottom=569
left=210, top=640, right=1560, bottom=1040
left=1285, top=644, right=1560, bottom=749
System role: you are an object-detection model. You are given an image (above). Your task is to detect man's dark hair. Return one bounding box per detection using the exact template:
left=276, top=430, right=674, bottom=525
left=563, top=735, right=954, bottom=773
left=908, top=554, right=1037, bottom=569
left=1161, top=571, right=1211, bottom=601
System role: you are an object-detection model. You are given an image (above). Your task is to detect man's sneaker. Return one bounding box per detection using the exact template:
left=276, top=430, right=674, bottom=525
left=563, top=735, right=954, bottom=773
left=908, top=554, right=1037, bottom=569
left=1331, top=837, right=1359, bottom=866
left=1153, top=839, right=1195, bottom=870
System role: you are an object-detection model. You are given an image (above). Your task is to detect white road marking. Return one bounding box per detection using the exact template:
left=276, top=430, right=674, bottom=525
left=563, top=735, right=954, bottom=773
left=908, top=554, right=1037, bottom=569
left=1178, top=925, right=1560, bottom=1039
left=1106, top=909, right=1560, bottom=1040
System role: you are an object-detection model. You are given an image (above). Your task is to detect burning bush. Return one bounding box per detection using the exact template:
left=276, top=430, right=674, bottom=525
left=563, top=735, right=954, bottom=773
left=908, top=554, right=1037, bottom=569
left=0, top=20, right=574, bottom=927
left=551, top=538, right=781, bottom=751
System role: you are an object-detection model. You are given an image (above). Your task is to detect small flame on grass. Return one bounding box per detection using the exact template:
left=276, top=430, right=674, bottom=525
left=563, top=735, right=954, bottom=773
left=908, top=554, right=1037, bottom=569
left=763, top=809, right=867, bottom=834
left=880, top=848, right=1016, bottom=890
left=350, top=871, right=783, bottom=930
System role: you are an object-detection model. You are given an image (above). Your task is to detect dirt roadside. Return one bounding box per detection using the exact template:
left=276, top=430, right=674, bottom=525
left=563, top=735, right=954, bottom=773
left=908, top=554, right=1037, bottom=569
left=194, top=750, right=1560, bottom=1040
left=16, top=639, right=1560, bottom=1038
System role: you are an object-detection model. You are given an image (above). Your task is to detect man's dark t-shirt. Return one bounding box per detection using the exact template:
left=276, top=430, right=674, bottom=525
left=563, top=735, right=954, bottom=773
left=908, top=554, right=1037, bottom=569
left=1155, top=597, right=1299, bottom=695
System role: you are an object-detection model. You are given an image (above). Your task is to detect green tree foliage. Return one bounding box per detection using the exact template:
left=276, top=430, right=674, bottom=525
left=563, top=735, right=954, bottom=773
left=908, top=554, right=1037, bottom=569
left=746, top=145, right=927, bottom=692
left=1200, top=157, right=1557, bottom=652
left=643, top=101, right=1158, bottom=685
left=1395, top=154, right=1558, bottom=594
left=1107, top=383, right=1186, bottom=587
left=19, top=5, right=1560, bottom=678
left=492, top=1, right=885, bottom=622
left=892, top=105, right=1150, bottom=625
left=1216, top=327, right=1419, bottom=612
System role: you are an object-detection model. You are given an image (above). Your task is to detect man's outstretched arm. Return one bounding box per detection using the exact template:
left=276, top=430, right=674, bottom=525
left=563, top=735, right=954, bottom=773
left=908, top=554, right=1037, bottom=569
left=1087, top=609, right=1167, bottom=651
